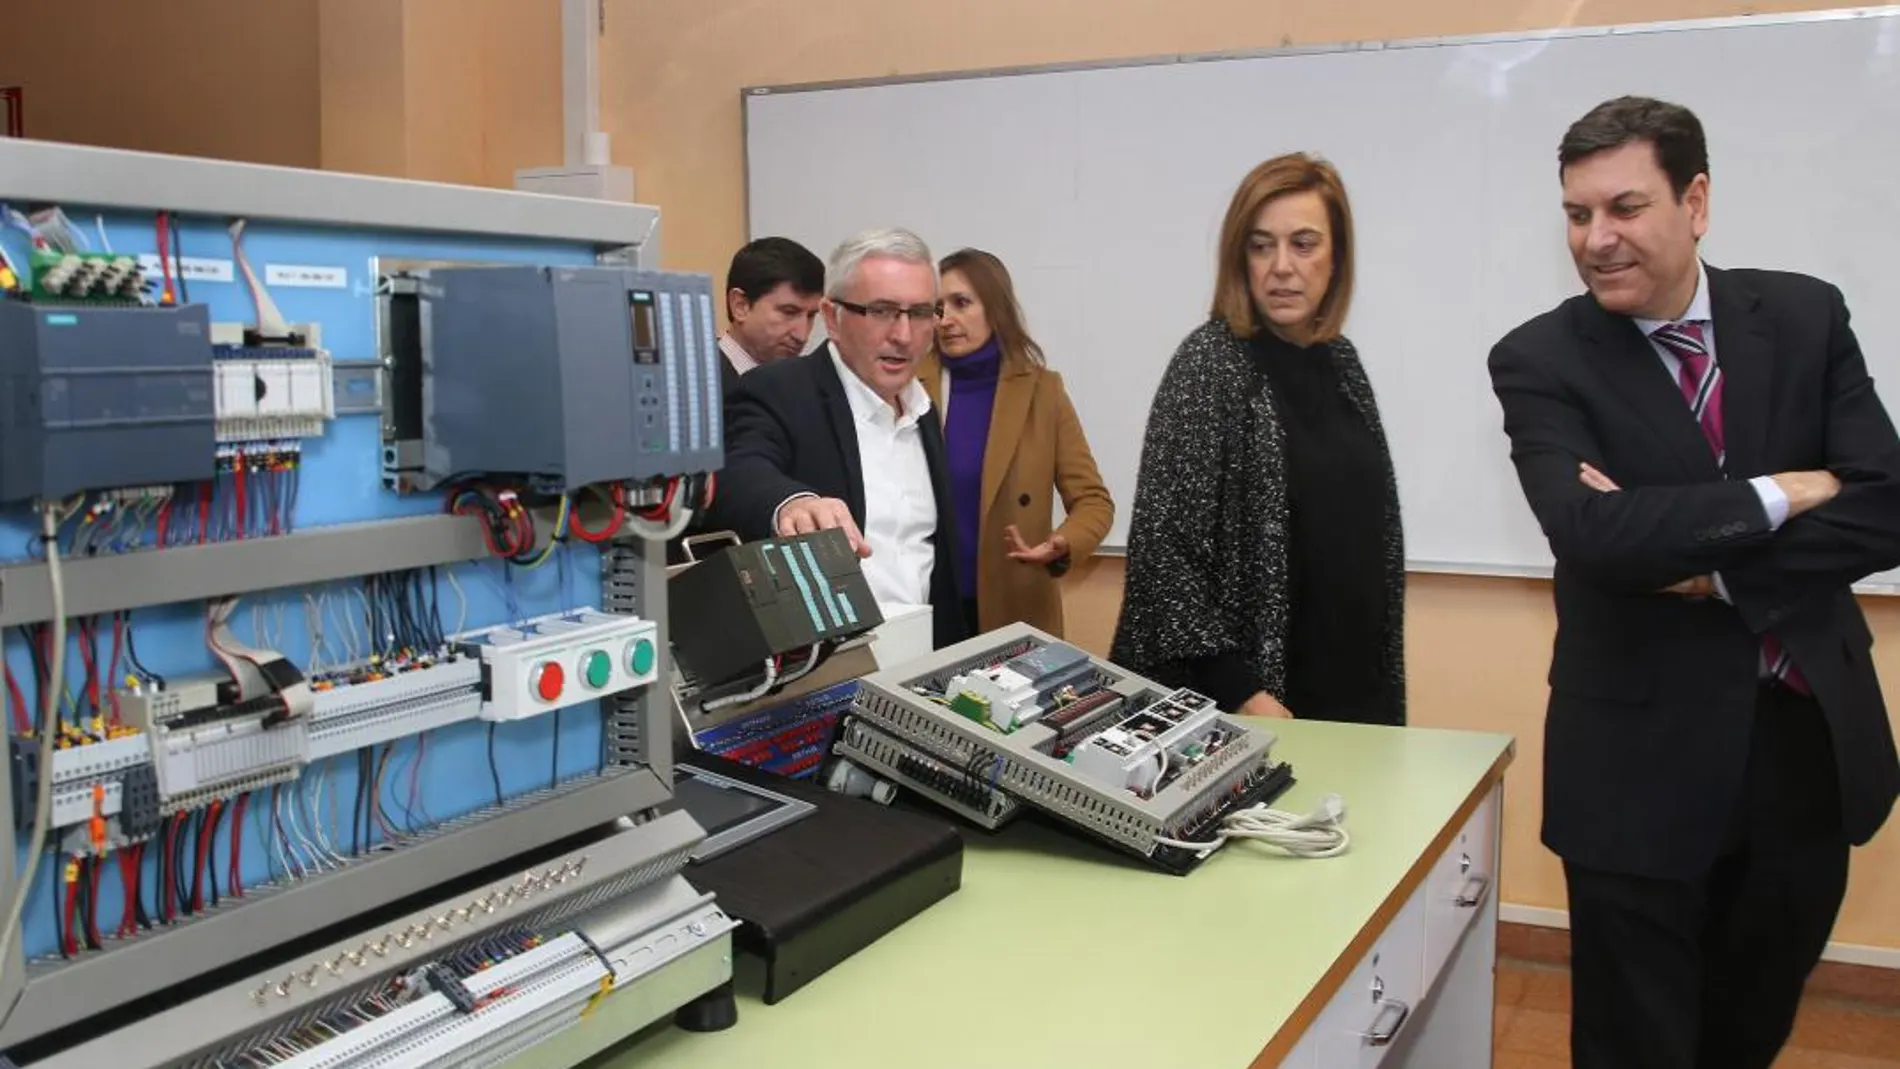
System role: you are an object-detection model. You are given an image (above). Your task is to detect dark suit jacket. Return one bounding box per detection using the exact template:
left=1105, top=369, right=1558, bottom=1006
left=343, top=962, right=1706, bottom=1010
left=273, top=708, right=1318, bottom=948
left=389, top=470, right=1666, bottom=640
left=1489, top=265, right=1900, bottom=882
left=702, top=344, right=972, bottom=649
left=719, top=351, right=741, bottom=399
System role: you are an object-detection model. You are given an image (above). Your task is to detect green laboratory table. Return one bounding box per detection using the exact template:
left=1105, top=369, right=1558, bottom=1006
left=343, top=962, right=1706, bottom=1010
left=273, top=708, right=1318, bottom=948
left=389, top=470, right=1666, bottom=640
left=532, top=719, right=1515, bottom=1069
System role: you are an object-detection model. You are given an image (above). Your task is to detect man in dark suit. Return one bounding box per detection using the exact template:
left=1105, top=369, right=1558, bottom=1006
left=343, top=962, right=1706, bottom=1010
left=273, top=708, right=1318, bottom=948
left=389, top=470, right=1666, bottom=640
left=1489, top=96, right=1900, bottom=1069
left=703, top=227, right=970, bottom=649
left=718, top=237, right=826, bottom=394
left=670, top=237, right=826, bottom=566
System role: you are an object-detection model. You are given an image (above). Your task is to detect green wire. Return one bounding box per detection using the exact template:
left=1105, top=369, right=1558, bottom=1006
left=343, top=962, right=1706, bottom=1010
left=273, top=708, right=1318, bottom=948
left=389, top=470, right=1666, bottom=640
left=515, top=496, right=569, bottom=571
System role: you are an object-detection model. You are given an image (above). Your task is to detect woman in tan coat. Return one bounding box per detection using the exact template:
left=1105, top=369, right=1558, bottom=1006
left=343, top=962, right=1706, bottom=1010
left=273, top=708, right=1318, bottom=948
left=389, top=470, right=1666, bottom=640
left=921, top=248, right=1114, bottom=638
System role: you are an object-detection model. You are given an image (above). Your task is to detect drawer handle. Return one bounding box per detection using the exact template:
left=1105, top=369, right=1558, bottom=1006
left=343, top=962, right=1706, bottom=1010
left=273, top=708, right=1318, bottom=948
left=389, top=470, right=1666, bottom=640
left=1365, top=998, right=1411, bottom=1046
left=1455, top=873, right=1491, bottom=909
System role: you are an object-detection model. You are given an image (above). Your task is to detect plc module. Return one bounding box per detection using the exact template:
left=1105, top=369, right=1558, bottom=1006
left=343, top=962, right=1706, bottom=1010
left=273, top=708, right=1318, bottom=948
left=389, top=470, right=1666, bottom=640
left=833, top=623, right=1295, bottom=874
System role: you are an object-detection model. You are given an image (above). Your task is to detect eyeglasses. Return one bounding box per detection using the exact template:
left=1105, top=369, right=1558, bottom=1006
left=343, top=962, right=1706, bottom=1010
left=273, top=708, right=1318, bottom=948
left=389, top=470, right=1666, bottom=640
left=833, top=298, right=941, bottom=325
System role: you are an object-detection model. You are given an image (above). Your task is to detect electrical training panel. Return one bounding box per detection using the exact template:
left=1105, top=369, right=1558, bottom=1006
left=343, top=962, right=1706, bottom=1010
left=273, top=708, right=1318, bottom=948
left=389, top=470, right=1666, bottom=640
left=834, top=623, right=1296, bottom=874
left=0, top=140, right=738, bottom=1068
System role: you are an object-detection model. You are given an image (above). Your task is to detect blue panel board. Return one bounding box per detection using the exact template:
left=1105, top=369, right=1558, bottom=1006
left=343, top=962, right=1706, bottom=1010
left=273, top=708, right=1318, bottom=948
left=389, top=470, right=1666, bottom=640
left=0, top=205, right=621, bottom=962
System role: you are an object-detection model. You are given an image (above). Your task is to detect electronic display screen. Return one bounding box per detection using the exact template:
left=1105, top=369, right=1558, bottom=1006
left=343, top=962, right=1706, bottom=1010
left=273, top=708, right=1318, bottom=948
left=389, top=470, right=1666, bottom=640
left=630, top=291, right=659, bottom=363
left=673, top=769, right=787, bottom=837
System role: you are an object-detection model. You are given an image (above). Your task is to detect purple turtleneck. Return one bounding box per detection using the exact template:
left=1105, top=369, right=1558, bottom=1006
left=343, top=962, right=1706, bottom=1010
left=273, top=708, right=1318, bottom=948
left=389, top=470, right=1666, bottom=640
left=942, top=336, right=1002, bottom=600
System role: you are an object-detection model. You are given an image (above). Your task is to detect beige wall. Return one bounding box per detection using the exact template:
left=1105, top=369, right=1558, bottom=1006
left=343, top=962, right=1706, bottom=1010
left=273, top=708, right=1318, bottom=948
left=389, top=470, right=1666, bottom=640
left=0, top=0, right=559, bottom=188
left=601, top=0, right=1900, bottom=954
left=318, top=0, right=564, bottom=187
left=0, top=0, right=322, bottom=167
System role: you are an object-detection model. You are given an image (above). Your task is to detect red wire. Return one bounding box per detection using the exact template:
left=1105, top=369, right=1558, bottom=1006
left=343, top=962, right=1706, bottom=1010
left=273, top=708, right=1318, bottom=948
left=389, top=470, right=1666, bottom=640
left=77, top=619, right=98, bottom=722
left=228, top=794, right=248, bottom=897
left=512, top=499, right=534, bottom=555
left=5, top=657, right=27, bottom=735
left=192, top=803, right=217, bottom=914
left=197, top=484, right=211, bottom=546
left=453, top=500, right=512, bottom=559
left=118, top=849, right=137, bottom=938
left=107, top=614, right=125, bottom=725
left=568, top=484, right=626, bottom=544
left=637, top=478, right=679, bottom=520
left=84, top=858, right=103, bottom=950
left=233, top=456, right=247, bottom=541
left=155, top=213, right=174, bottom=306
left=62, top=864, right=78, bottom=956
left=164, top=813, right=184, bottom=921
left=155, top=498, right=172, bottom=547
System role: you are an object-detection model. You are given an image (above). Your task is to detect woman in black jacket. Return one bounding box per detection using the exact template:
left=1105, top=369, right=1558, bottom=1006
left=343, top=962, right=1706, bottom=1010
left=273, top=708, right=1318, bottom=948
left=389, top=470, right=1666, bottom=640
left=1110, top=153, right=1406, bottom=726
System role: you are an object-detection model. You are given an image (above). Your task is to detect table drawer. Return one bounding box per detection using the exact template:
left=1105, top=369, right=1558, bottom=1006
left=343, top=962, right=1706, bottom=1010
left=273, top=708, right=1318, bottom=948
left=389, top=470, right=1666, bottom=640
left=1421, top=783, right=1500, bottom=989
left=1309, top=887, right=1427, bottom=1069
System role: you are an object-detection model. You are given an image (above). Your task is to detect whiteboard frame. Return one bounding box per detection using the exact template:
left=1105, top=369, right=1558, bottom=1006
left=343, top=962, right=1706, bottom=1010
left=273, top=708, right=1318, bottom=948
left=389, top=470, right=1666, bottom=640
left=738, top=5, right=1900, bottom=595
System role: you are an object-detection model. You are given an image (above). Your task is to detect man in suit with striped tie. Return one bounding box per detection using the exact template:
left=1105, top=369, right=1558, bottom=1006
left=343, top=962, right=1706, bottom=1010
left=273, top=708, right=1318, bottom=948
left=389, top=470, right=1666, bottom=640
left=1489, top=95, right=1900, bottom=1069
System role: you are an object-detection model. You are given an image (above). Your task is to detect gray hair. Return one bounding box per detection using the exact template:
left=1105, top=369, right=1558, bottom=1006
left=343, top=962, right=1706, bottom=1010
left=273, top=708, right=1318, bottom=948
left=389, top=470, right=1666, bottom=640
left=825, top=227, right=936, bottom=299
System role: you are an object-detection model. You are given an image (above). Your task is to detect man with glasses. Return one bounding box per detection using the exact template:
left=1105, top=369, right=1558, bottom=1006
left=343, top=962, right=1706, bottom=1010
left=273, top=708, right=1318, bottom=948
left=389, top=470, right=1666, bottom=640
left=704, top=227, right=972, bottom=649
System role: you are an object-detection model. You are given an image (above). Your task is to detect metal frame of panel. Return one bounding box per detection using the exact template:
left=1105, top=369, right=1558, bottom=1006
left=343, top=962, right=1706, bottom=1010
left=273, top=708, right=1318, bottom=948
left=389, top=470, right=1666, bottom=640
left=0, top=767, right=670, bottom=1050
left=604, top=539, right=674, bottom=786
left=0, top=138, right=660, bottom=251
left=31, top=809, right=709, bottom=1068
left=0, top=512, right=560, bottom=627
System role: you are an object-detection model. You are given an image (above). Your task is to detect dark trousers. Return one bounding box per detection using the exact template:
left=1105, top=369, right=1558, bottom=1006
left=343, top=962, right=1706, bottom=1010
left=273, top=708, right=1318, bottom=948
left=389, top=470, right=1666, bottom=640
left=1565, top=683, right=1850, bottom=1069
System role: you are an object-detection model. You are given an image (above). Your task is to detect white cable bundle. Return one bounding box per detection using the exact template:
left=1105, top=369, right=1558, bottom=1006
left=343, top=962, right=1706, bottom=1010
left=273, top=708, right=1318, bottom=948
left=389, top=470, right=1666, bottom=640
left=1154, top=793, right=1351, bottom=859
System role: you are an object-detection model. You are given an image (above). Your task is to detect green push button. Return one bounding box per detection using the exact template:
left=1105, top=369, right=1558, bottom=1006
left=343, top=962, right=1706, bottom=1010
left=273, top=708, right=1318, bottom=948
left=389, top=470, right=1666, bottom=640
left=629, top=638, right=655, bottom=676
left=583, top=650, right=612, bottom=689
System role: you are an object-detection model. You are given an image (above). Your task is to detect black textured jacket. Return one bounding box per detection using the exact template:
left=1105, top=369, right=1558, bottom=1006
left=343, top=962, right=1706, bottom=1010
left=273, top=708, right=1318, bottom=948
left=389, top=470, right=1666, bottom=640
left=1109, top=318, right=1407, bottom=719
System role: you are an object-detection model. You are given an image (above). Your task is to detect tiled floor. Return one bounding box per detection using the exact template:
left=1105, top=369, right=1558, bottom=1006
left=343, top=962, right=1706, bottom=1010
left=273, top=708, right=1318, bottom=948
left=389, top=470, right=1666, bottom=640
left=1494, top=958, right=1900, bottom=1069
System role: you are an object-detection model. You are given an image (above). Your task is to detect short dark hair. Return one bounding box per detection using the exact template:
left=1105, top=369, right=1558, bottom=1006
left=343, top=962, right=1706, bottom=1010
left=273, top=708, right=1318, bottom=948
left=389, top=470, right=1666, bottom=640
left=725, top=237, right=824, bottom=317
left=1558, top=96, right=1709, bottom=199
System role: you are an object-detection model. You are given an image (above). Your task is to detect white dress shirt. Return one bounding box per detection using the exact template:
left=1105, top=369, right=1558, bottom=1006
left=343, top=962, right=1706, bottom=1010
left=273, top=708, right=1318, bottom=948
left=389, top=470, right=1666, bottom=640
left=719, top=332, right=757, bottom=377
left=822, top=349, right=938, bottom=614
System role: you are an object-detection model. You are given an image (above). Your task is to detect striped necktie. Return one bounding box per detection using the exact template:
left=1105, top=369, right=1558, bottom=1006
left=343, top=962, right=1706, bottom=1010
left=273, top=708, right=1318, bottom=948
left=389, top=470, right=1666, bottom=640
left=1651, top=322, right=1808, bottom=693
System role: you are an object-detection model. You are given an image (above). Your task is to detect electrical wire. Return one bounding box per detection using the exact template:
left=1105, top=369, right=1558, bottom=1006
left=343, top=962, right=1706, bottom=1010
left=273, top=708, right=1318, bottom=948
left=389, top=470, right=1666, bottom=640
left=567, top=483, right=626, bottom=543
left=487, top=723, right=504, bottom=808
left=0, top=503, right=73, bottom=989
left=124, top=614, right=163, bottom=689
left=229, top=793, right=249, bottom=897
left=170, top=213, right=189, bottom=305
left=512, top=496, right=568, bottom=571
left=5, top=633, right=29, bottom=734
left=411, top=734, right=434, bottom=827
left=701, top=658, right=782, bottom=712
left=228, top=219, right=289, bottom=337
left=1151, top=794, right=1352, bottom=859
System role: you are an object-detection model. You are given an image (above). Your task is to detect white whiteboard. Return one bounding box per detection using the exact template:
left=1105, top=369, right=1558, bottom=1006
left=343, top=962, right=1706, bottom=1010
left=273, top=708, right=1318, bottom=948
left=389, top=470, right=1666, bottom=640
left=744, top=9, right=1900, bottom=587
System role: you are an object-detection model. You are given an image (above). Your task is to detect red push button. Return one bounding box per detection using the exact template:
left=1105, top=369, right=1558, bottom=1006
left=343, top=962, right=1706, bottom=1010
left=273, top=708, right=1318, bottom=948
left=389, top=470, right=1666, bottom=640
left=532, top=660, right=564, bottom=702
